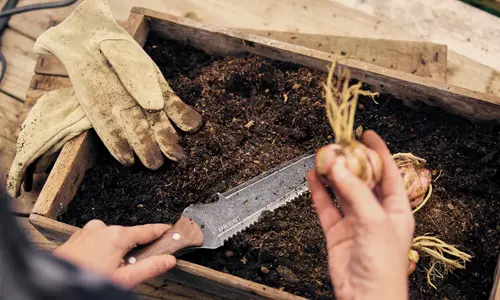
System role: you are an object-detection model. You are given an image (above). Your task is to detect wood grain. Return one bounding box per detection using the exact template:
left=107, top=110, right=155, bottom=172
left=332, top=0, right=500, bottom=72
left=17, top=216, right=59, bottom=251
left=0, top=29, right=38, bottom=101
left=137, top=8, right=500, bottom=121
left=35, top=31, right=449, bottom=82
left=0, top=91, right=22, bottom=141
left=241, top=29, right=447, bottom=81
left=31, top=131, right=96, bottom=218
left=490, top=254, right=500, bottom=300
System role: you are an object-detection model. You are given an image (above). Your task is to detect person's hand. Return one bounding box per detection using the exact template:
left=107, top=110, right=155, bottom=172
left=53, top=220, right=176, bottom=288
left=307, top=130, right=415, bottom=300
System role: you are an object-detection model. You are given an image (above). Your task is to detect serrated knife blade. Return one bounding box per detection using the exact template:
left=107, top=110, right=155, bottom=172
left=125, top=153, right=315, bottom=264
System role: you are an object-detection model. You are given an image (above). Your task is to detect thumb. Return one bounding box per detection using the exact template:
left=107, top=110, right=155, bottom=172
left=112, top=255, right=176, bottom=288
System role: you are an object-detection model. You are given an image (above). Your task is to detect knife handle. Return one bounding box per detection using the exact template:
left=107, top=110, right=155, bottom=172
left=124, top=216, right=203, bottom=264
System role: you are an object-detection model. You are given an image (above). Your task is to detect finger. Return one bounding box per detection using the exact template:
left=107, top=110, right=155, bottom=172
left=83, top=219, right=107, bottom=230
left=307, top=170, right=342, bottom=232
left=144, top=110, right=186, bottom=161
left=120, top=106, right=164, bottom=170
left=327, top=156, right=385, bottom=220
left=100, top=40, right=164, bottom=111
left=155, top=66, right=203, bottom=132
left=121, top=224, right=172, bottom=250
left=362, top=130, right=410, bottom=214
left=113, top=255, right=176, bottom=288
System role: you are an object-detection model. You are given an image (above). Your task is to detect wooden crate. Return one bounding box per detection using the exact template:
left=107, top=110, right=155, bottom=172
left=27, top=7, right=500, bottom=300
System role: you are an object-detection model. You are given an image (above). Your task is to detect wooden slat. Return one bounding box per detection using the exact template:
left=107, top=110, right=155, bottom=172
left=137, top=7, right=500, bottom=121
left=0, top=0, right=81, bottom=40
left=29, top=213, right=305, bottom=300
left=332, top=0, right=500, bottom=72
left=490, top=254, right=500, bottom=300
left=31, top=131, right=96, bottom=219
left=241, top=29, right=447, bottom=81
left=12, top=0, right=498, bottom=96
left=0, top=29, right=37, bottom=101
left=36, top=31, right=449, bottom=82
left=16, top=216, right=59, bottom=251
left=0, top=91, right=22, bottom=141
left=0, top=135, right=15, bottom=187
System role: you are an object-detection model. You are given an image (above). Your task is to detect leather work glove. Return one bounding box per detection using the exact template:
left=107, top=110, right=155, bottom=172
left=7, top=88, right=91, bottom=198
left=32, top=0, right=202, bottom=170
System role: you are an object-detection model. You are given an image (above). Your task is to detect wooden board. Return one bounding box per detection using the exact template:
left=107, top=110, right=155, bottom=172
left=0, top=28, right=38, bottom=101
left=3, top=0, right=497, bottom=97
left=36, top=30, right=448, bottom=82
left=331, top=0, right=500, bottom=72
left=491, top=253, right=500, bottom=300
left=0, top=91, right=22, bottom=141
left=241, top=30, right=447, bottom=81
left=28, top=214, right=305, bottom=300
left=29, top=8, right=500, bottom=300
left=139, top=7, right=500, bottom=121
left=16, top=216, right=59, bottom=251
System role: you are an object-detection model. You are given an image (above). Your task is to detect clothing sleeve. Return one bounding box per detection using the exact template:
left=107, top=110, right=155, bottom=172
left=0, top=184, right=138, bottom=300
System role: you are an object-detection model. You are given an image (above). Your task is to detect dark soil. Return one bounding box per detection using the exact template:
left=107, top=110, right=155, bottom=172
left=60, top=32, right=500, bottom=300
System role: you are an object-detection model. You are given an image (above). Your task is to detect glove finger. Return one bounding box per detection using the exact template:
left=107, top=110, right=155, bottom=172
left=155, top=65, right=203, bottom=132
left=144, top=110, right=186, bottom=162
left=101, top=39, right=164, bottom=111
left=119, top=106, right=164, bottom=170
left=7, top=89, right=92, bottom=197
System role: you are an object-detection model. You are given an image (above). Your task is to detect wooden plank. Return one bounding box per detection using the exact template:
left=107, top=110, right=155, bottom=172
left=240, top=29, right=447, bottom=81
left=28, top=0, right=498, bottom=96
left=29, top=213, right=304, bottom=300
left=31, top=131, right=96, bottom=219
left=0, top=28, right=37, bottom=101
left=16, top=216, right=59, bottom=251
left=37, top=31, right=449, bottom=82
left=0, top=135, right=15, bottom=187
left=331, top=0, right=500, bottom=72
left=490, top=254, right=500, bottom=300
left=137, top=7, right=500, bottom=121
left=0, top=91, right=22, bottom=141
left=0, top=0, right=81, bottom=40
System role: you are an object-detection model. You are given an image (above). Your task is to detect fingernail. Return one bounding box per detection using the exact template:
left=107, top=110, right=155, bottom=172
left=333, top=157, right=348, bottom=180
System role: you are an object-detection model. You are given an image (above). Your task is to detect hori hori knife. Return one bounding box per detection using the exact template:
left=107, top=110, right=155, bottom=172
left=125, top=153, right=315, bottom=264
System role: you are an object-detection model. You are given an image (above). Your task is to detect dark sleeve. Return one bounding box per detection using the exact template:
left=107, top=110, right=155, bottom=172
left=0, top=183, right=138, bottom=300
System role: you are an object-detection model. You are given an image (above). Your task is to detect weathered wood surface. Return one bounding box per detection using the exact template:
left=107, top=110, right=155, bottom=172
left=332, top=0, right=500, bottom=72
left=31, top=131, right=96, bottom=218
left=2, top=0, right=498, bottom=95
left=491, top=254, right=500, bottom=300
left=136, top=7, right=500, bottom=122
left=17, top=216, right=59, bottom=251
left=0, top=28, right=38, bottom=101
left=36, top=30, right=449, bottom=82
left=242, top=30, right=447, bottom=81
left=0, top=91, right=22, bottom=141
left=29, top=213, right=306, bottom=300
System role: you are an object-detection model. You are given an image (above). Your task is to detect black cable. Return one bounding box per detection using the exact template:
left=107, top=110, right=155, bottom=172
left=0, top=0, right=77, bottom=83
left=0, top=0, right=77, bottom=18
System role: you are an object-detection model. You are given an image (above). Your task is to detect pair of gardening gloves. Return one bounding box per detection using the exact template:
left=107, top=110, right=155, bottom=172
left=6, top=0, right=203, bottom=198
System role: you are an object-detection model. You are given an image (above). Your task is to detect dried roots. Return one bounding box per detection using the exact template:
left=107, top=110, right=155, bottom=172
left=411, top=236, right=472, bottom=289
left=323, top=60, right=379, bottom=144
